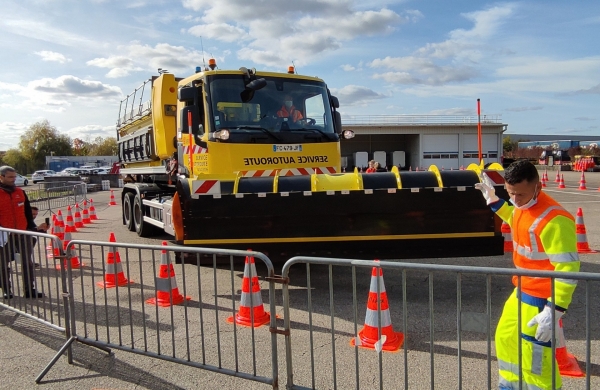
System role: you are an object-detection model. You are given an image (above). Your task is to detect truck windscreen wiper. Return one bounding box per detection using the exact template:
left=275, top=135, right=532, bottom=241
left=302, top=128, right=334, bottom=140
left=234, top=125, right=281, bottom=142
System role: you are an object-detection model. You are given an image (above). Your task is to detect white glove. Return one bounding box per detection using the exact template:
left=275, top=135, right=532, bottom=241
left=527, top=305, right=564, bottom=343
left=474, top=172, right=500, bottom=205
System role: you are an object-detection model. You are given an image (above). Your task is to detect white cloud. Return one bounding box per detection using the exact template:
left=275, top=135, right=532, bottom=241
left=2, top=19, right=100, bottom=48
left=63, top=124, right=115, bottom=140
left=30, top=76, right=121, bottom=98
left=35, top=51, right=71, bottom=64
left=0, top=122, right=29, bottom=150
left=330, top=85, right=387, bottom=106
left=428, top=107, right=474, bottom=116
left=341, top=64, right=356, bottom=71
left=505, top=106, right=543, bottom=112
left=569, top=82, right=600, bottom=95
left=370, top=4, right=515, bottom=86
left=86, top=43, right=206, bottom=77
left=183, top=1, right=404, bottom=66
left=188, top=23, right=249, bottom=42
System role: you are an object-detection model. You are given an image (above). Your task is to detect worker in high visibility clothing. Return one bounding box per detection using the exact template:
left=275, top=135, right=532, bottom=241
left=476, top=160, right=579, bottom=390
left=277, top=94, right=304, bottom=123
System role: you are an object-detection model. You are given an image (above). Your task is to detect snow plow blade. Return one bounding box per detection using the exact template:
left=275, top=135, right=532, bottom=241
left=174, top=168, right=506, bottom=260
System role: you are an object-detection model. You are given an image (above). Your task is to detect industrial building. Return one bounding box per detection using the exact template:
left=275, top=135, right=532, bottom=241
left=340, top=115, right=506, bottom=170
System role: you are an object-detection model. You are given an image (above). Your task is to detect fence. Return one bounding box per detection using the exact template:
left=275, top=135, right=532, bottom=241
left=279, top=257, right=599, bottom=390
left=1, top=231, right=599, bottom=389
left=24, top=182, right=88, bottom=215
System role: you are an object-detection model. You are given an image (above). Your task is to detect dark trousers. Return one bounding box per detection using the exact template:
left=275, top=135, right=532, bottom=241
left=0, top=234, right=36, bottom=294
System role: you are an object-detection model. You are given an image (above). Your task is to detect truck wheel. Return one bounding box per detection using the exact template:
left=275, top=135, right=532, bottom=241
left=133, top=194, right=155, bottom=237
left=123, top=192, right=135, bottom=231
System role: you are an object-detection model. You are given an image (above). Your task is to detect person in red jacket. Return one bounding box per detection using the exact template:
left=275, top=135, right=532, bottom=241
left=0, top=166, right=44, bottom=299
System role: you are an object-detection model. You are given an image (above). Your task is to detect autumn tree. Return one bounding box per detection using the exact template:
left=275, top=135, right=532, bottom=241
left=87, top=136, right=118, bottom=156
left=16, top=120, right=73, bottom=171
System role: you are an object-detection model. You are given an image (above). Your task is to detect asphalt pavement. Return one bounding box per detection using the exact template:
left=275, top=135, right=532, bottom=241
left=1, top=171, right=599, bottom=390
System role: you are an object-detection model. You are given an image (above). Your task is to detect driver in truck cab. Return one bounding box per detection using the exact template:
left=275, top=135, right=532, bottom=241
left=277, top=94, right=304, bottom=123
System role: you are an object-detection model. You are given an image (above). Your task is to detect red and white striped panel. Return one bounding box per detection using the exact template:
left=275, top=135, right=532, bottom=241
left=182, top=145, right=207, bottom=154
left=192, top=180, right=221, bottom=195
left=242, top=170, right=279, bottom=177
left=240, top=167, right=337, bottom=177
left=278, top=167, right=337, bottom=176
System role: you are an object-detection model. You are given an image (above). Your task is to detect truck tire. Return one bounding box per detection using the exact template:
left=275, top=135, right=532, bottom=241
left=133, top=194, right=156, bottom=237
left=123, top=192, right=135, bottom=231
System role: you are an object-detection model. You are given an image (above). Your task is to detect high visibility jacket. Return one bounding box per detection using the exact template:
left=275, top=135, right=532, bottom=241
left=493, top=191, right=579, bottom=309
left=0, top=186, right=34, bottom=231
left=277, top=106, right=303, bottom=122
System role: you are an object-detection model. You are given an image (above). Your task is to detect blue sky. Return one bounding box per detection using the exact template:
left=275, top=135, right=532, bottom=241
left=0, top=0, right=598, bottom=150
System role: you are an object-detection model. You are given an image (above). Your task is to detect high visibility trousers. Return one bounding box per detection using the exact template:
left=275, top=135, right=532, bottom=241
left=495, top=289, right=561, bottom=390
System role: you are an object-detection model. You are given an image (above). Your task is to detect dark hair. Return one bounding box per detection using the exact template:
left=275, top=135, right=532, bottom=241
left=504, top=159, right=539, bottom=185
left=31, top=206, right=39, bottom=211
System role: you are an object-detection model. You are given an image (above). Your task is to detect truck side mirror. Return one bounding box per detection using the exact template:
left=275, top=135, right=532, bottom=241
left=334, top=111, right=342, bottom=134
left=180, top=106, right=204, bottom=135
left=178, top=86, right=196, bottom=103
left=330, top=95, right=340, bottom=109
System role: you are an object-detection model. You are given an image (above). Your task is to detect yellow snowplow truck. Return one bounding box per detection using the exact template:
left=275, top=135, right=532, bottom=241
left=117, top=63, right=507, bottom=260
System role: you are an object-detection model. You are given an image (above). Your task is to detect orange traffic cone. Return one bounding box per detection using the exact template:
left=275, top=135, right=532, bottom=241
left=82, top=200, right=91, bottom=224
left=55, top=211, right=65, bottom=241
left=146, top=241, right=189, bottom=306
left=575, top=208, right=597, bottom=253
left=501, top=221, right=513, bottom=253
left=89, top=199, right=98, bottom=220
left=56, top=243, right=83, bottom=270
left=62, top=229, right=71, bottom=251
left=543, top=169, right=549, bottom=183
left=554, top=170, right=561, bottom=183
left=65, top=205, right=77, bottom=232
left=227, top=252, right=271, bottom=327
left=351, top=261, right=404, bottom=352
left=556, top=319, right=584, bottom=377
left=46, top=242, right=60, bottom=261
left=97, top=232, right=133, bottom=288
left=109, top=190, right=117, bottom=206
left=74, top=203, right=84, bottom=228
left=578, top=172, right=587, bottom=190
left=557, top=174, right=566, bottom=189
left=541, top=174, right=547, bottom=188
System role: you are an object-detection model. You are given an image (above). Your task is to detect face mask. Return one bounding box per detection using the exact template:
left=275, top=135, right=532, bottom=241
left=285, top=101, right=293, bottom=109
left=511, top=189, right=539, bottom=210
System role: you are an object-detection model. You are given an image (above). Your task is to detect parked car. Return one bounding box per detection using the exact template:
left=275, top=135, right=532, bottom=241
left=15, top=174, right=29, bottom=186
left=57, top=167, right=82, bottom=176
left=32, top=170, right=56, bottom=184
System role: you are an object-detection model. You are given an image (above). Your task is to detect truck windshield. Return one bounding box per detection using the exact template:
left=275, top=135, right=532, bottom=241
left=206, top=74, right=335, bottom=137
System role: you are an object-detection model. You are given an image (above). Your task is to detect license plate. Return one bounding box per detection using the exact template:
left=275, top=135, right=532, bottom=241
left=273, top=144, right=302, bottom=152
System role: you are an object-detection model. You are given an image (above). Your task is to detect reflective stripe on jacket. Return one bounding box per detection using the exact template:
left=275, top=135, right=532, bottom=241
left=0, top=187, right=29, bottom=230
left=495, top=191, right=579, bottom=308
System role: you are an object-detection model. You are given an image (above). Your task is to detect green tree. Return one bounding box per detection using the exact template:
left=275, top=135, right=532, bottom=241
left=20, top=120, right=73, bottom=170
left=1, top=149, right=28, bottom=174
left=88, top=136, right=118, bottom=156
left=502, top=136, right=521, bottom=158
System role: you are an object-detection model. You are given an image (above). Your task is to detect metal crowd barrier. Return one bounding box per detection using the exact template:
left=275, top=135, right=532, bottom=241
left=25, top=182, right=88, bottom=215
left=48, top=240, right=280, bottom=388
left=280, top=257, right=600, bottom=390
left=2, top=232, right=599, bottom=389
left=0, top=228, right=72, bottom=356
